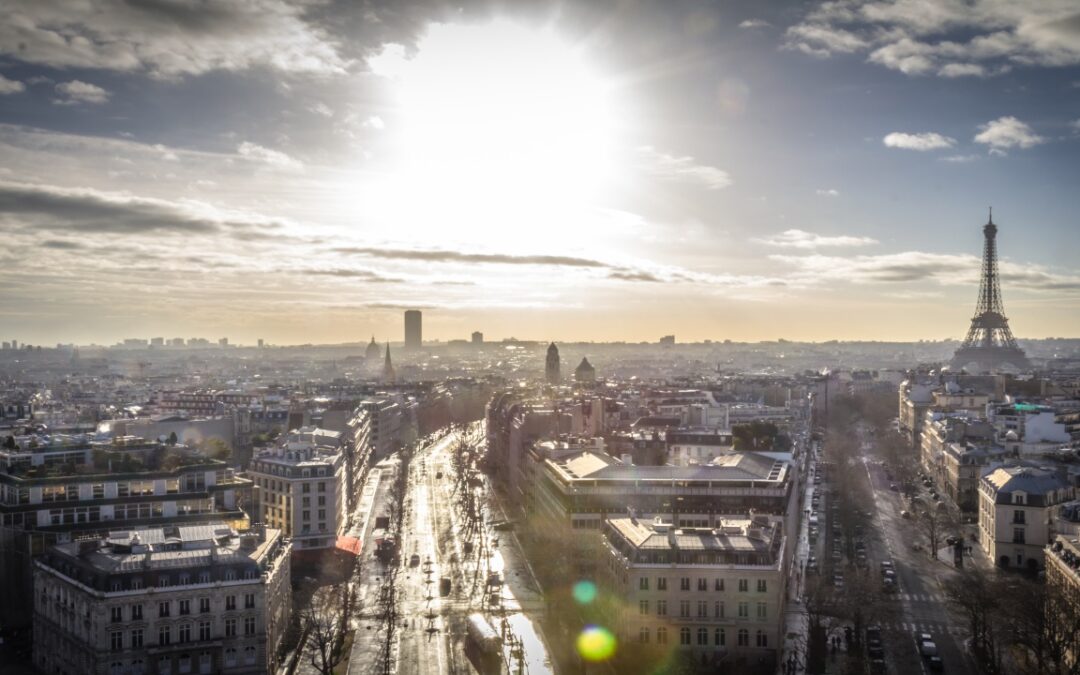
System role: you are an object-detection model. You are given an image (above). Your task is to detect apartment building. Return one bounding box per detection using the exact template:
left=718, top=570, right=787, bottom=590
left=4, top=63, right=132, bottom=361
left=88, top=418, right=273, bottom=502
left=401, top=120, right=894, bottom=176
left=248, top=427, right=346, bottom=550
left=978, top=465, right=1075, bottom=570
left=598, top=515, right=786, bottom=673
left=33, top=523, right=290, bottom=675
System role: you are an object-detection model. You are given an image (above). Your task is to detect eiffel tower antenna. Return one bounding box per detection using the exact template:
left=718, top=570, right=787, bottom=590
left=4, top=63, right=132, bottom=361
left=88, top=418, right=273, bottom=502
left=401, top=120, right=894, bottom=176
left=950, top=209, right=1030, bottom=373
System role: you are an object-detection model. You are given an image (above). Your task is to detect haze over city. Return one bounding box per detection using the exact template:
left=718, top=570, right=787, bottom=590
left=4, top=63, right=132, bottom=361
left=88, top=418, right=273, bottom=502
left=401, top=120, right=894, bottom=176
left=1, top=1, right=1078, bottom=345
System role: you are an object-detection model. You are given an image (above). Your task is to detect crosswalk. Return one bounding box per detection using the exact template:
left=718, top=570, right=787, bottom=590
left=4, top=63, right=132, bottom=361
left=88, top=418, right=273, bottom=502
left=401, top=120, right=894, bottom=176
left=893, top=592, right=946, bottom=603
left=876, top=620, right=966, bottom=637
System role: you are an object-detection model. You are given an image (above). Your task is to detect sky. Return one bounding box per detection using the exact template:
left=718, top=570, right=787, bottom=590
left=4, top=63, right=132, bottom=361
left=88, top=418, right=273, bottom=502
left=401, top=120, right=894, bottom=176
left=0, top=0, right=1078, bottom=346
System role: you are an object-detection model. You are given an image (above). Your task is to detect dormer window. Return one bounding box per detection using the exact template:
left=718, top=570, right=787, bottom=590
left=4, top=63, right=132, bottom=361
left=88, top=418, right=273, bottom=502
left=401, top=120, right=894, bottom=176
left=1013, top=492, right=1027, bottom=505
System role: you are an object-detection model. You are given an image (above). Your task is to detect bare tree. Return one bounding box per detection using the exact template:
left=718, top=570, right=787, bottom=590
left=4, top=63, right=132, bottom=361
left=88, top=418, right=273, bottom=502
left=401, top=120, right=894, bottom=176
left=944, top=568, right=1005, bottom=674
left=302, top=583, right=348, bottom=675
left=914, top=496, right=956, bottom=559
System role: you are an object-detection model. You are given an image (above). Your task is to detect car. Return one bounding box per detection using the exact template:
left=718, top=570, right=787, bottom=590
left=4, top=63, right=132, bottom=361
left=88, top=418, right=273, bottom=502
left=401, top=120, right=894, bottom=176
left=868, top=645, right=885, bottom=659
left=927, top=655, right=944, bottom=671
left=901, top=510, right=911, bottom=518
left=832, top=551, right=842, bottom=561
left=808, top=555, right=817, bottom=565
left=409, top=554, right=421, bottom=567
left=882, top=577, right=897, bottom=592
left=866, top=626, right=882, bottom=643
left=884, top=570, right=897, bottom=582
left=920, top=640, right=939, bottom=658
left=881, top=561, right=894, bottom=574
left=945, top=535, right=960, bottom=546
left=890, top=483, right=899, bottom=491
left=870, top=658, right=886, bottom=673
left=833, top=574, right=844, bottom=588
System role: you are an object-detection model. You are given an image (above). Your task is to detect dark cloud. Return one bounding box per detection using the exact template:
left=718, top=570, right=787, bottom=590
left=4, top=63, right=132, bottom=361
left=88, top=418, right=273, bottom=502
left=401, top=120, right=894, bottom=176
left=302, top=268, right=404, bottom=283
left=334, top=246, right=608, bottom=268
left=40, top=239, right=87, bottom=250
left=608, top=270, right=663, bottom=282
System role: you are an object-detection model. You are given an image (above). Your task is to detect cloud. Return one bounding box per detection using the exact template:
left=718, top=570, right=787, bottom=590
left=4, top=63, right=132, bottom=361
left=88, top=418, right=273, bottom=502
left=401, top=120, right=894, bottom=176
left=334, top=246, right=609, bottom=268
left=0, top=180, right=282, bottom=236
left=775, top=250, right=1080, bottom=291
left=54, top=80, right=109, bottom=105
left=300, top=268, right=403, bottom=283
left=0, top=74, right=24, bottom=94
left=40, top=239, right=86, bottom=250
left=236, top=141, right=303, bottom=170
left=363, top=116, right=385, bottom=130
left=637, top=146, right=732, bottom=190
left=308, top=103, right=333, bottom=118
left=974, top=116, right=1044, bottom=149
left=785, top=1, right=1080, bottom=77
left=883, top=131, right=956, bottom=151
left=816, top=188, right=840, bottom=197
left=608, top=271, right=663, bottom=283
left=756, top=229, right=877, bottom=249
left=940, top=154, right=981, bottom=163
left=739, top=19, right=771, bottom=29
left=0, top=1, right=345, bottom=78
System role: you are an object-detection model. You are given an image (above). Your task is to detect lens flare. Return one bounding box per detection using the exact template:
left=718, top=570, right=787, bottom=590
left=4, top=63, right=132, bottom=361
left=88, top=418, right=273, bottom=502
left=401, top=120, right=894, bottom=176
left=572, top=580, right=597, bottom=605
left=576, top=625, right=617, bottom=662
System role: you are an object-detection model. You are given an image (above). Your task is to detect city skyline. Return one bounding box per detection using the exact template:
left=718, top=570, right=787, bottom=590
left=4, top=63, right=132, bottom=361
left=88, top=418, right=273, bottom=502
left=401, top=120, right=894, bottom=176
left=1, top=1, right=1078, bottom=344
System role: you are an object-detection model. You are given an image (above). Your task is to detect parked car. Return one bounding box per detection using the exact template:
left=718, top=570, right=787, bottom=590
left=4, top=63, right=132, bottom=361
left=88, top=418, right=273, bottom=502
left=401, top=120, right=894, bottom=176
left=901, top=510, right=911, bottom=518
left=833, top=574, right=844, bottom=588
left=409, top=554, right=421, bottom=567
left=880, top=560, right=894, bottom=574
left=890, top=483, right=899, bottom=491
left=927, top=655, right=944, bottom=671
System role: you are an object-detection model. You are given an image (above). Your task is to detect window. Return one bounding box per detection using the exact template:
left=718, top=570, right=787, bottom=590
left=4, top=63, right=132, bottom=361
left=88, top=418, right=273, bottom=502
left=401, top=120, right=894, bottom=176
left=715, top=628, right=726, bottom=647
left=179, top=624, right=191, bottom=643
left=302, top=497, right=310, bottom=507
left=318, top=509, right=326, bottom=520
left=679, top=600, right=690, bottom=618
left=132, top=604, right=143, bottom=620
left=244, top=616, right=256, bottom=636
left=318, top=481, right=326, bottom=492
left=716, top=601, right=724, bottom=618
left=757, top=602, right=767, bottom=620
left=225, top=619, right=236, bottom=638
left=111, top=607, right=123, bottom=623
left=159, top=626, right=171, bottom=646
left=111, top=662, right=124, bottom=675
left=639, top=600, right=648, bottom=615
left=657, top=626, right=668, bottom=645
left=697, top=578, right=707, bottom=591
left=179, top=574, right=190, bottom=586
left=132, top=659, right=145, bottom=675
left=131, top=629, right=144, bottom=648
left=179, top=600, right=190, bottom=615
left=697, top=600, right=707, bottom=618
left=243, top=647, right=256, bottom=665
left=302, top=510, right=310, bottom=521
left=302, top=483, right=311, bottom=494
left=178, top=654, right=191, bottom=674
left=198, top=652, right=212, bottom=674
left=698, top=627, right=708, bottom=645
left=737, top=629, right=749, bottom=647
left=225, top=595, right=236, bottom=611
left=738, top=602, right=749, bottom=618
left=318, top=496, right=326, bottom=506
left=159, top=601, right=170, bottom=618
left=198, top=571, right=210, bottom=584
left=657, top=577, right=667, bottom=591
left=757, top=579, right=767, bottom=593
left=159, top=656, right=172, bottom=675
left=199, top=621, right=211, bottom=641
left=738, top=579, right=748, bottom=592
left=715, top=578, right=724, bottom=591
left=199, top=597, right=210, bottom=614
left=110, top=631, right=123, bottom=652
left=1014, top=528, right=1026, bottom=544
left=639, top=577, right=649, bottom=591
left=244, top=593, right=255, bottom=609
left=158, top=575, right=170, bottom=588
left=639, top=626, right=650, bottom=643
left=756, top=630, right=768, bottom=648
left=680, top=577, right=690, bottom=591
left=225, top=649, right=237, bottom=667
left=1014, top=510, right=1026, bottom=524
left=657, top=600, right=667, bottom=616
left=680, top=627, right=691, bottom=645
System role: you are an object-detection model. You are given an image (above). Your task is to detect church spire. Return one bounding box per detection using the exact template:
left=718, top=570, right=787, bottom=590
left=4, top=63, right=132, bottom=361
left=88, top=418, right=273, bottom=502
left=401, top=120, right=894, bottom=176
left=382, top=342, right=396, bottom=383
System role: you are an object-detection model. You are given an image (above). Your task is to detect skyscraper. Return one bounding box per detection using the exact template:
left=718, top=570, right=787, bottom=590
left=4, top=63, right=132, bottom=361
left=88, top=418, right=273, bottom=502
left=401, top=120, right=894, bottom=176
left=404, top=310, right=422, bottom=350
left=545, top=342, right=561, bottom=384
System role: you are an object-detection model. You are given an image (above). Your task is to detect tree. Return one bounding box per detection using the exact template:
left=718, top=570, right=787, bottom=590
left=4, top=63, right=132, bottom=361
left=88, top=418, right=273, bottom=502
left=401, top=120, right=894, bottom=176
left=204, top=438, right=230, bottom=460
left=915, top=497, right=957, bottom=559
left=3, top=435, right=15, bottom=450
left=301, top=584, right=348, bottom=675
left=1005, top=576, right=1080, bottom=675
left=167, top=431, right=178, bottom=446
left=944, top=568, right=1006, bottom=674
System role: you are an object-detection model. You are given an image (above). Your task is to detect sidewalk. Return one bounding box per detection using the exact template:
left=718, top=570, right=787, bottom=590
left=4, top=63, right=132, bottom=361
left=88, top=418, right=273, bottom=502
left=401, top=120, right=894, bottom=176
left=780, top=443, right=818, bottom=675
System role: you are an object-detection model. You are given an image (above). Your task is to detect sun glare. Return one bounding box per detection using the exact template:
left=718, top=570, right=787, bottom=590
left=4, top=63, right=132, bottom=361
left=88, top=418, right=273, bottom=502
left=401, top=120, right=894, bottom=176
left=367, top=20, right=618, bottom=249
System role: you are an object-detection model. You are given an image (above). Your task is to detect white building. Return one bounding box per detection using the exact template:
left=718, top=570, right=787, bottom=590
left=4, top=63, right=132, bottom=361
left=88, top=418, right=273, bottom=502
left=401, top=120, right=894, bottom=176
left=33, top=523, right=291, bottom=675
left=666, top=427, right=735, bottom=467
left=248, top=427, right=346, bottom=551
left=598, top=515, right=787, bottom=673
left=978, top=464, right=1075, bottom=571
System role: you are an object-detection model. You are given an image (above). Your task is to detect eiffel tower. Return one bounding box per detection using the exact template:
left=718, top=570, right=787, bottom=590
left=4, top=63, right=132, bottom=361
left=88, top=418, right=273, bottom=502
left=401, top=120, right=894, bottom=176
left=950, top=209, right=1031, bottom=373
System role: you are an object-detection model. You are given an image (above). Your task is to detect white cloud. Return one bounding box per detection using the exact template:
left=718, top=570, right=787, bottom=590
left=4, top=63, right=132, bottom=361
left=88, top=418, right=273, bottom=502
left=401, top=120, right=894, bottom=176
left=54, top=80, right=109, bottom=105
left=756, top=229, right=877, bottom=249
left=940, top=154, right=981, bottom=163
left=786, top=1, right=1080, bottom=78
left=637, top=146, right=731, bottom=190
left=1072, top=119, right=1080, bottom=133
left=883, top=131, right=956, bottom=151
left=308, top=103, right=333, bottom=118
left=363, top=116, right=385, bottom=130
left=974, top=116, right=1044, bottom=149
left=236, top=142, right=303, bottom=170
left=816, top=188, right=840, bottom=197
left=0, top=1, right=345, bottom=78
left=739, top=19, right=771, bottom=29
left=0, top=74, right=24, bottom=94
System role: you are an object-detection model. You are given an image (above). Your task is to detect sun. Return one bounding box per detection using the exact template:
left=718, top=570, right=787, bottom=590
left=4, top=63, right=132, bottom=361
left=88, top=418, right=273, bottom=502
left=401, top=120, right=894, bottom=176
left=366, top=20, right=620, bottom=249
